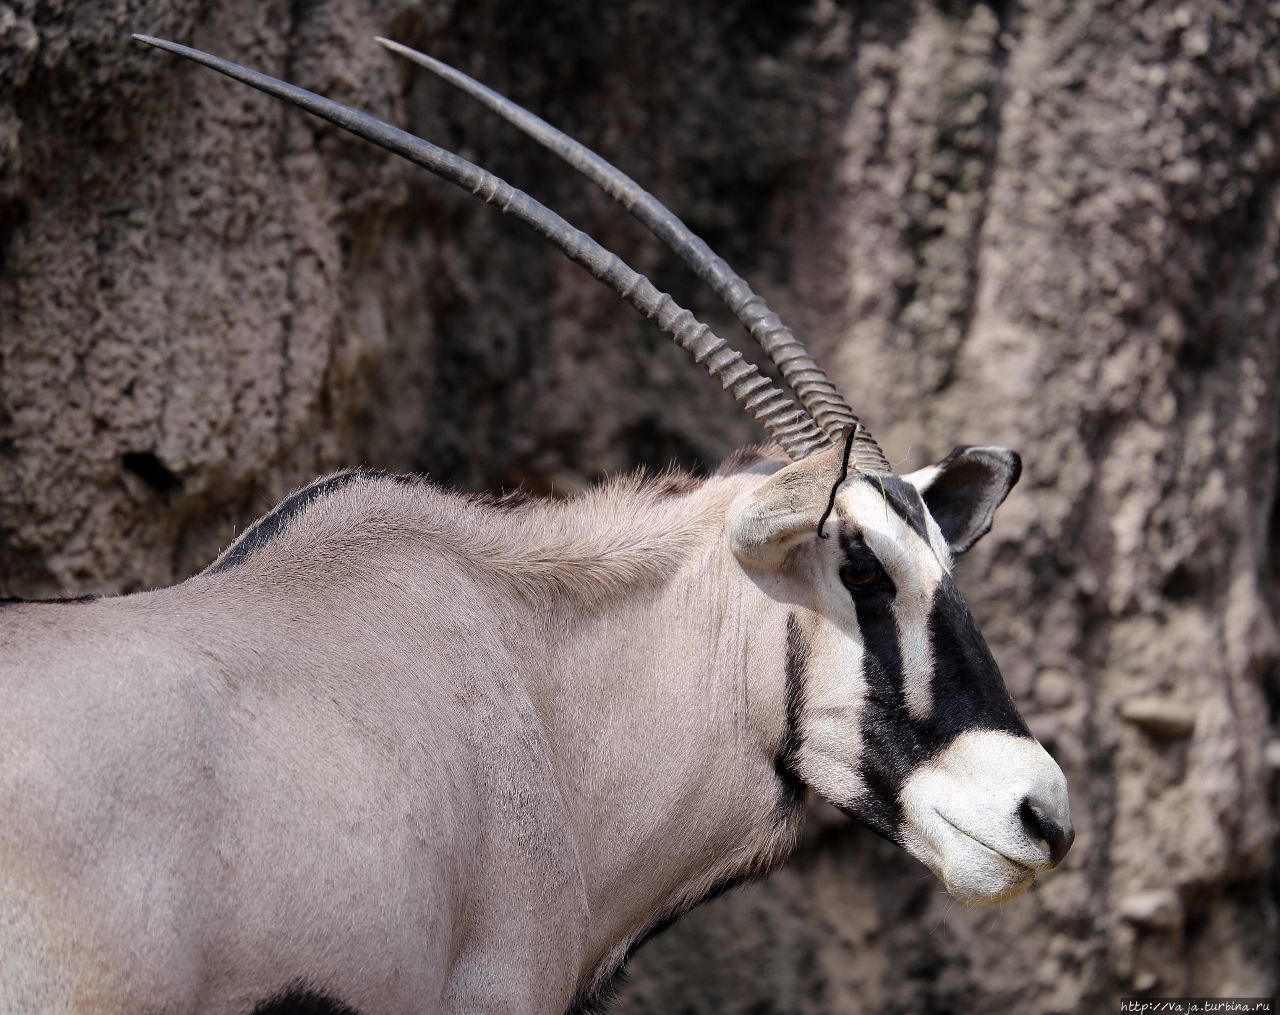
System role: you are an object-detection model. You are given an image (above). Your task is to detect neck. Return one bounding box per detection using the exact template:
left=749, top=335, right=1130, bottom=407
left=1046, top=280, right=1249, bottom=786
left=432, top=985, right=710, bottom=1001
left=520, top=472, right=804, bottom=1001
left=197, top=459, right=805, bottom=1001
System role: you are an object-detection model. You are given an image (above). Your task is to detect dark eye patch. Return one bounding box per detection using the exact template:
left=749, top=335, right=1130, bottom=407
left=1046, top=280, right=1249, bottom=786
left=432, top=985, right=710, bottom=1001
left=837, top=533, right=895, bottom=600
left=839, top=561, right=882, bottom=588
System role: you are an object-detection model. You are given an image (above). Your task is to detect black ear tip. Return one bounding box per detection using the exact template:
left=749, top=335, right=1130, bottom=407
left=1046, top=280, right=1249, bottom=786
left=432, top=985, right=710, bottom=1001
left=1005, top=449, right=1023, bottom=489
left=970, top=445, right=1022, bottom=491
left=944, top=445, right=1021, bottom=487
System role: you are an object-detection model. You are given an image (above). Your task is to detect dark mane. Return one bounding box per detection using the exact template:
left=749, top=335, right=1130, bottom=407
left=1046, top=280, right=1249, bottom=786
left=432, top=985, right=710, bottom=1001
left=204, top=469, right=375, bottom=576
left=0, top=594, right=98, bottom=608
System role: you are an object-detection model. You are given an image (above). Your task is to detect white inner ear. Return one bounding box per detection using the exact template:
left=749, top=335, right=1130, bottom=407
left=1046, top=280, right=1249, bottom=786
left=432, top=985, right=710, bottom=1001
left=840, top=481, right=946, bottom=722
left=902, top=463, right=940, bottom=494
left=901, top=466, right=956, bottom=569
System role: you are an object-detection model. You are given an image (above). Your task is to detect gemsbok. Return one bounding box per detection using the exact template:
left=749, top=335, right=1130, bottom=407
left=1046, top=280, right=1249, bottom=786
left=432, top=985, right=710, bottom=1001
left=0, top=34, right=1074, bottom=1015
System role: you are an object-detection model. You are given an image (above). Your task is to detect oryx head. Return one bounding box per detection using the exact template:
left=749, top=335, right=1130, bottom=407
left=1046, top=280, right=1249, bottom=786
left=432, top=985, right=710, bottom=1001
left=730, top=441, right=1072, bottom=903
left=135, top=31, right=1072, bottom=904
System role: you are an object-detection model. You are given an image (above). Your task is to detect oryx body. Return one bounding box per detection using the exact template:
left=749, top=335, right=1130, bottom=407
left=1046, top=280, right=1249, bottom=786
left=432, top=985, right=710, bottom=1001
left=1, top=463, right=753, bottom=1013
left=0, top=467, right=780, bottom=1014
left=0, top=452, right=1068, bottom=1015
left=1, top=34, right=1073, bottom=1015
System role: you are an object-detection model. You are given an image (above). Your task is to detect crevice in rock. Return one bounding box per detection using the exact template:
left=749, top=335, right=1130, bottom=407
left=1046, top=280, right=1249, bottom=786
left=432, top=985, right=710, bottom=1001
left=121, top=450, right=181, bottom=493
left=953, top=0, right=1017, bottom=379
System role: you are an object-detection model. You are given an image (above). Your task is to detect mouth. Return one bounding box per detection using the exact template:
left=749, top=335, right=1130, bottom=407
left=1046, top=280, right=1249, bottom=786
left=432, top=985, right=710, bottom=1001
left=934, top=810, right=1035, bottom=874
left=929, top=810, right=1038, bottom=903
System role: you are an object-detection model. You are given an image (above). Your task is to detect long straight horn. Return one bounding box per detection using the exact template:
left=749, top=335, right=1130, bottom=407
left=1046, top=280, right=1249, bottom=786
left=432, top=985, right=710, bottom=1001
left=377, top=38, right=892, bottom=475
left=132, top=35, right=831, bottom=462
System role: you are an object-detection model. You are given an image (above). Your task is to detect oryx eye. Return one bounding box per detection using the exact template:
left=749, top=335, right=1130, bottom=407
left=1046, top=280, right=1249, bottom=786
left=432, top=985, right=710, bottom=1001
left=839, top=562, right=884, bottom=592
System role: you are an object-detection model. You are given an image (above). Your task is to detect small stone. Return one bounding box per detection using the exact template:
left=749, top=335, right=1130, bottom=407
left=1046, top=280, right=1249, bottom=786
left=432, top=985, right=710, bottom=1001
left=1118, top=696, right=1196, bottom=738
left=1121, top=889, right=1183, bottom=930
left=1182, top=28, right=1210, bottom=58
left=1132, top=971, right=1158, bottom=992
left=1265, top=739, right=1280, bottom=771
left=1036, top=669, right=1075, bottom=709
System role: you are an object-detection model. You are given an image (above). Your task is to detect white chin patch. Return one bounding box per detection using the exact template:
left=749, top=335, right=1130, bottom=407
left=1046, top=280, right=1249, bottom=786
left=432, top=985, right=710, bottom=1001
left=898, top=729, right=1071, bottom=905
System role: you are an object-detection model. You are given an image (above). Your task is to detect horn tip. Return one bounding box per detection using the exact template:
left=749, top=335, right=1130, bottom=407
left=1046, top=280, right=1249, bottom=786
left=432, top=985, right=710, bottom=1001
left=375, top=36, right=419, bottom=59
left=375, top=36, right=451, bottom=75
left=131, top=34, right=188, bottom=57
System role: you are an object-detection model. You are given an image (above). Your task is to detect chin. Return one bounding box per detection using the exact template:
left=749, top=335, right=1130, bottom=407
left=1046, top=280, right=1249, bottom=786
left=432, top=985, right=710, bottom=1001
left=900, top=828, right=1037, bottom=904
left=940, top=859, right=1037, bottom=906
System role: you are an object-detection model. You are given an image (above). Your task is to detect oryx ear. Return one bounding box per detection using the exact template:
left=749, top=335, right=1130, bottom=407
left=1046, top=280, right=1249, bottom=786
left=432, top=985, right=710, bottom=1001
left=728, top=445, right=847, bottom=571
left=904, top=445, right=1021, bottom=554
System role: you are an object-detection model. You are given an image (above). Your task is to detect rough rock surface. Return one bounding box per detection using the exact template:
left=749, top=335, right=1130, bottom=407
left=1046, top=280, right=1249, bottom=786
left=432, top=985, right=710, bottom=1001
left=2, top=1, right=1277, bottom=1011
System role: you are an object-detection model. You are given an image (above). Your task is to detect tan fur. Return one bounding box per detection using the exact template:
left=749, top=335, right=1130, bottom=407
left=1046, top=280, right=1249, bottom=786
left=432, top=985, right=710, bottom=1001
left=209, top=468, right=721, bottom=606
left=0, top=445, right=1065, bottom=1014
left=0, top=454, right=803, bottom=1014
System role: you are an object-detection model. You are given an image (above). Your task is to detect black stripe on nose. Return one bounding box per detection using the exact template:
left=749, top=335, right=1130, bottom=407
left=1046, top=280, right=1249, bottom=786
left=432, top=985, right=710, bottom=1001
left=1020, top=797, right=1074, bottom=866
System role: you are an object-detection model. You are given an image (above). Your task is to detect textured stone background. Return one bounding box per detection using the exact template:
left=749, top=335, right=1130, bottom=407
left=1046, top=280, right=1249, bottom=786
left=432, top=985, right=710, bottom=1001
left=2, top=0, right=1277, bottom=1011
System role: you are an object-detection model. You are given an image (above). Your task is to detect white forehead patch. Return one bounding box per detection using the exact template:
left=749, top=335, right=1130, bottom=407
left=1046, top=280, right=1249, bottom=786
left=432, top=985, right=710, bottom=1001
left=838, top=479, right=947, bottom=721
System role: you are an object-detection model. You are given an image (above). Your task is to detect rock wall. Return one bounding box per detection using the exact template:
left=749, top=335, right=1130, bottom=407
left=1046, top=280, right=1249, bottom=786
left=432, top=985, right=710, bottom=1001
left=2, top=0, right=1276, bottom=1011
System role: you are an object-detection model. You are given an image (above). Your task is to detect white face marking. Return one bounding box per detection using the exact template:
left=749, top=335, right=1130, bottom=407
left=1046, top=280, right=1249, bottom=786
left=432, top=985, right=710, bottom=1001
left=920, top=509, right=955, bottom=572
left=898, top=730, right=1071, bottom=904
left=792, top=622, right=868, bottom=805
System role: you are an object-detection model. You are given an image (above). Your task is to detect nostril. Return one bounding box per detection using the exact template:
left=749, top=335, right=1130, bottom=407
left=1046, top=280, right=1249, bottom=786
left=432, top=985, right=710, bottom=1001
left=1020, top=797, right=1074, bottom=867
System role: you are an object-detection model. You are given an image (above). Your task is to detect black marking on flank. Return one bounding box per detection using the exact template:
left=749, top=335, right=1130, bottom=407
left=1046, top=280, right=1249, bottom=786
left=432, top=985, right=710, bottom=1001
left=774, top=611, right=809, bottom=823
left=204, top=470, right=373, bottom=575
left=249, top=981, right=361, bottom=1015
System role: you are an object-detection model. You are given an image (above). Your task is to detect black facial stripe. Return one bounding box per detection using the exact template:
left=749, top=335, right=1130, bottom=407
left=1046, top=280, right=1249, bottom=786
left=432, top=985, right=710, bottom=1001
left=926, top=577, right=1031, bottom=740
left=774, top=612, right=809, bottom=824
left=839, top=573, right=1031, bottom=843
left=836, top=531, right=881, bottom=569
left=840, top=583, right=912, bottom=842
